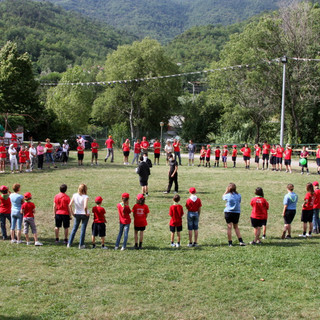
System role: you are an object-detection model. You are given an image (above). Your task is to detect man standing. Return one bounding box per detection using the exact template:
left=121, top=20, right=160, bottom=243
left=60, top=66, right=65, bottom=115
left=173, top=139, right=182, bottom=165
left=187, top=140, right=196, bottom=166
left=104, top=135, right=115, bottom=163
left=140, top=137, right=149, bottom=155
left=164, top=154, right=178, bottom=194
left=136, top=155, right=151, bottom=197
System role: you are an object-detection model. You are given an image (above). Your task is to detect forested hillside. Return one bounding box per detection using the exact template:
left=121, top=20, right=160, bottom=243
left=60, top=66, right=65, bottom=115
left=0, top=0, right=136, bottom=74
left=34, top=0, right=308, bottom=42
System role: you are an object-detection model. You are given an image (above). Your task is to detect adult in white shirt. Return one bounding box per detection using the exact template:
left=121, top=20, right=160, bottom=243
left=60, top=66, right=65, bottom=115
left=29, top=144, right=37, bottom=171
left=62, top=140, right=69, bottom=165
left=164, top=140, right=173, bottom=166
left=67, top=184, right=89, bottom=249
left=8, top=144, right=18, bottom=173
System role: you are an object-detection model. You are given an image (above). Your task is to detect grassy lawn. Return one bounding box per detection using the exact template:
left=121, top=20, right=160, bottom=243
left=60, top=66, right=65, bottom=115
left=0, top=150, right=319, bottom=319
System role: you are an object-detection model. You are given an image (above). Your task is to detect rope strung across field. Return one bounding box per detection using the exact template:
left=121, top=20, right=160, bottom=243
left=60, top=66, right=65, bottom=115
left=39, top=56, right=320, bottom=87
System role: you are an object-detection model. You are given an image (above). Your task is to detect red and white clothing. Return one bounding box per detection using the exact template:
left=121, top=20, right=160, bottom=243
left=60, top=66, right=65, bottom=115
left=241, top=147, right=251, bottom=157
left=186, top=196, right=202, bottom=212
left=276, top=147, right=284, bottom=158
left=92, top=206, right=106, bottom=223
left=45, top=143, right=53, bottom=153
left=284, top=149, right=292, bottom=160
left=317, top=148, right=320, bottom=159
left=19, top=150, right=27, bottom=163
left=117, top=203, right=131, bottom=225
left=91, top=142, right=99, bottom=153
left=313, top=189, right=320, bottom=209
left=22, top=201, right=35, bottom=218
left=105, top=138, right=114, bottom=149
left=0, top=146, right=6, bottom=159
left=134, top=142, right=141, bottom=154
left=206, top=148, right=211, bottom=158
left=232, top=149, right=237, bottom=157
left=141, top=140, right=149, bottom=151
left=200, top=149, right=206, bottom=158
left=153, top=141, right=161, bottom=154
left=122, top=143, right=130, bottom=152
left=215, top=149, right=221, bottom=158
left=77, top=146, right=84, bottom=154
left=132, top=203, right=149, bottom=227
left=303, top=192, right=314, bottom=211
left=173, top=142, right=181, bottom=152
left=250, top=196, right=269, bottom=220
left=222, top=149, right=228, bottom=157
left=169, top=204, right=184, bottom=227
left=0, top=194, right=11, bottom=214
left=262, top=144, right=271, bottom=154
left=255, top=147, right=261, bottom=157
left=54, top=193, right=70, bottom=215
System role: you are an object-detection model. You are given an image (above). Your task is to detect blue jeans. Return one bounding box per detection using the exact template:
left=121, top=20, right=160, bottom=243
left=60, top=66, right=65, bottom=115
left=46, top=153, right=54, bottom=164
left=187, top=212, right=199, bottom=230
left=0, top=214, right=11, bottom=238
left=68, top=215, right=89, bottom=246
left=313, top=209, right=320, bottom=231
left=131, top=153, right=139, bottom=165
left=174, top=151, right=182, bottom=165
left=105, top=149, right=114, bottom=162
left=11, top=213, right=23, bottom=230
left=115, top=223, right=130, bottom=248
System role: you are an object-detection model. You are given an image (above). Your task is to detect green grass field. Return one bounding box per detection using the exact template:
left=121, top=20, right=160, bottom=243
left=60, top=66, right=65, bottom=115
left=0, top=151, right=319, bottom=319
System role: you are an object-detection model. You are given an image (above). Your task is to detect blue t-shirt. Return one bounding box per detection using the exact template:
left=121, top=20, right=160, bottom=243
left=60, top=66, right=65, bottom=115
left=222, top=193, right=241, bottom=213
left=283, top=192, right=298, bottom=210
left=188, top=144, right=196, bottom=153
left=10, top=193, right=24, bottom=215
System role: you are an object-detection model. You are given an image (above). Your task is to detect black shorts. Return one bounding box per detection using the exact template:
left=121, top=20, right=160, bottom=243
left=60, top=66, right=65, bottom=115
left=139, top=179, right=148, bottom=187
left=284, top=209, right=296, bottom=224
left=262, top=154, right=269, bottom=161
left=270, top=156, right=276, bottom=165
left=224, top=212, right=240, bottom=224
left=301, top=209, right=313, bottom=223
left=78, top=153, right=84, bottom=160
left=284, top=159, right=291, bottom=166
left=243, top=156, right=250, bottom=161
left=92, top=153, right=98, bottom=160
left=251, top=218, right=267, bottom=228
left=255, top=156, right=260, bottom=163
left=134, top=226, right=146, bottom=231
left=92, top=222, right=106, bottom=237
left=123, top=151, right=129, bottom=157
left=232, top=156, right=236, bottom=161
left=154, top=153, right=160, bottom=159
left=205, top=157, right=210, bottom=162
left=170, top=225, right=182, bottom=232
left=200, top=156, right=205, bottom=161
left=317, top=158, right=320, bottom=166
left=215, top=157, right=220, bottom=161
left=276, top=157, right=282, bottom=164
left=55, top=214, right=70, bottom=229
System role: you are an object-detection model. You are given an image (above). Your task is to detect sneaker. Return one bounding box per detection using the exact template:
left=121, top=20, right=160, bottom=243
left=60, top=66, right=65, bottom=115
left=67, top=243, right=71, bottom=248
left=163, top=191, right=169, bottom=194
left=79, top=245, right=85, bottom=249
left=285, top=235, right=291, bottom=239
left=101, top=246, right=108, bottom=249
left=26, top=242, right=32, bottom=245
left=187, top=243, right=193, bottom=247
left=64, top=240, right=68, bottom=245
left=120, top=247, right=126, bottom=251
left=11, top=239, right=17, bottom=243
left=228, top=243, right=233, bottom=247
left=170, top=243, right=175, bottom=247
left=299, top=234, right=307, bottom=238
left=114, top=246, right=119, bottom=250
left=17, top=240, right=22, bottom=244
left=256, top=240, right=262, bottom=245
left=239, top=242, right=246, bottom=246
left=306, top=233, right=312, bottom=237
left=176, top=243, right=180, bottom=248
left=250, top=241, right=257, bottom=245
left=262, top=235, right=266, bottom=239
left=193, top=242, right=199, bottom=247
left=35, top=241, right=43, bottom=246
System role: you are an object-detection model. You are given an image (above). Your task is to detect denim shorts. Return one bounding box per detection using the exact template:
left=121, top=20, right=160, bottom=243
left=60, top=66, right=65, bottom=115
left=187, top=211, right=199, bottom=230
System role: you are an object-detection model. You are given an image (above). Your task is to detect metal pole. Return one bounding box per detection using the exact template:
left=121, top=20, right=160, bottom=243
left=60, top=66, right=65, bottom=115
left=188, top=82, right=195, bottom=102
left=280, top=56, right=287, bottom=146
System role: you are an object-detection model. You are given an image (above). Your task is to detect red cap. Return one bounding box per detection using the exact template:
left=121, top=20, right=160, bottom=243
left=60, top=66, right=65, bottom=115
left=207, top=145, right=211, bottom=148
left=24, top=192, right=32, bottom=199
left=232, top=145, right=237, bottom=148
left=125, top=139, right=130, bottom=142
left=223, top=145, right=228, bottom=148
left=0, top=185, right=8, bottom=191
left=313, top=181, right=319, bottom=186
left=122, top=193, right=130, bottom=199
left=95, top=196, right=103, bottom=203
left=189, top=187, right=196, bottom=194
left=137, top=194, right=145, bottom=200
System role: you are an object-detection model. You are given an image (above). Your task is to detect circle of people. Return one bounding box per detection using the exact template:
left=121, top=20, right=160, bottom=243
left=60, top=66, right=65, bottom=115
left=0, top=179, right=319, bottom=249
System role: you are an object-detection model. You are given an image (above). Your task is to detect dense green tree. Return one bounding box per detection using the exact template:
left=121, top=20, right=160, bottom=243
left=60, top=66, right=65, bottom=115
left=92, top=38, right=182, bottom=139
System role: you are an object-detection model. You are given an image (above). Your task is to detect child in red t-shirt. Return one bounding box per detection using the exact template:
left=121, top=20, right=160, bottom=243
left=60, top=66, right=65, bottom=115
left=222, top=145, right=228, bottom=168
left=198, top=146, right=206, bottom=167
left=232, top=145, right=237, bottom=168
left=0, top=185, right=11, bottom=239
left=0, top=140, right=7, bottom=173
left=299, top=183, right=314, bottom=237
left=169, top=194, right=184, bottom=248
left=92, top=196, right=107, bottom=249
left=19, top=146, right=27, bottom=172
left=77, top=143, right=84, bottom=166
left=91, top=139, right=99, bottom=166
left=21, top=192, right=43, bottom=246
left=115, top=193, right=131, bottom=250
left=132, top=194, right=150, bottom=249
left=250, top=187, right=269, bottom=245
left=284, top=144, right=292, bottom=173
left=214, top=146, right=221, bottom=167
left=205, top=145, right=211, bottom=168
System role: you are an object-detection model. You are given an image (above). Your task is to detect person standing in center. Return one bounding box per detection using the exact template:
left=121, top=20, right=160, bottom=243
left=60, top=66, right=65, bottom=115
left=122, top=139, right=130, bottom=165
left=37, top=141, right=44, bottom=170
left=173, top=139, right=182, bottom=165
left=104, top=135, right=115, bottom=163
left=164, top=154, right=178, bottom=194
left=67, top=184, right=89, bottom=249
left=136, top=155, right=150, bottom=196
left=132, top=139, right=141, bottom=165
left=153, top=138, right=161, bottom=165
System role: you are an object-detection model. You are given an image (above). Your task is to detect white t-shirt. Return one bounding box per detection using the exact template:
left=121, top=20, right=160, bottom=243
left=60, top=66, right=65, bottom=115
left=29, top=147, right=37, bottom=158
left=9, top=147, right=17, bottom=160
left=72, top=193, right=89, bottom=215
left=62, top=143, right=69, bottom=153
left=164, top=144, right=173, bottom=153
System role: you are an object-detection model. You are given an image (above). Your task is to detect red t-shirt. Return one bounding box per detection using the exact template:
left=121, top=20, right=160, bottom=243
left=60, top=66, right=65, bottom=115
left=0, top=146, right=6, bottom=159
left=54, top=192, right=70, bottom=215
left=122, top=143, right=130, bottom=152
left=25, top=150, right=30, bottom=160
left=45, top=143, right=53, bottom=153
left=262, top=144, right=271, bottom=154
left=206, top=148, right=211, bottom=157
left=276, top=147, right=284, bottom=158
left=132, top=203, right=149, bottom=227
left=105, top=138, right=114, bottom=149
left=270, top=148, right=276, bottom=156
left=255, top=147, right=261, bottom=157
left=22, top=201, right=35, bottom=218
left=93, top=206, right=106, bottom=223
left=232, top=149, right=237, bottom=157
left=215, top=149, right=221, bottom=157
left=169, top=204, right=184, bottom=227
left=19, top=150, right=27, bottom=163
left=153, top=142, right=161, bottom=154
left=317, top=149, right=320, bottom=159
left=241, top=147, right=251, bottom=157
left=186, top=197, right=202, bottom=212
left=250, top=196, right=269, bottom=220
left=173, top=142, right=180, bottom=152
left=222, top=149, right=228, bottom=157
left=313, top=189, right=320, bottom=209
left=77, top=146, right=84, bottom=154
left=303, top=192, right=314, bottom=211
left=117, top=203, right=131, bottom=224
left=284, top=149, right=292, bottom=160
left=141, top=141, right=149, bottom=150
left=0, top=194, right=11, bottom=214
left=91, top=142, right=99, bottom=153
left=200, top=149, right=206, bottom=157
left=134, top=142, right=141, bottom=154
